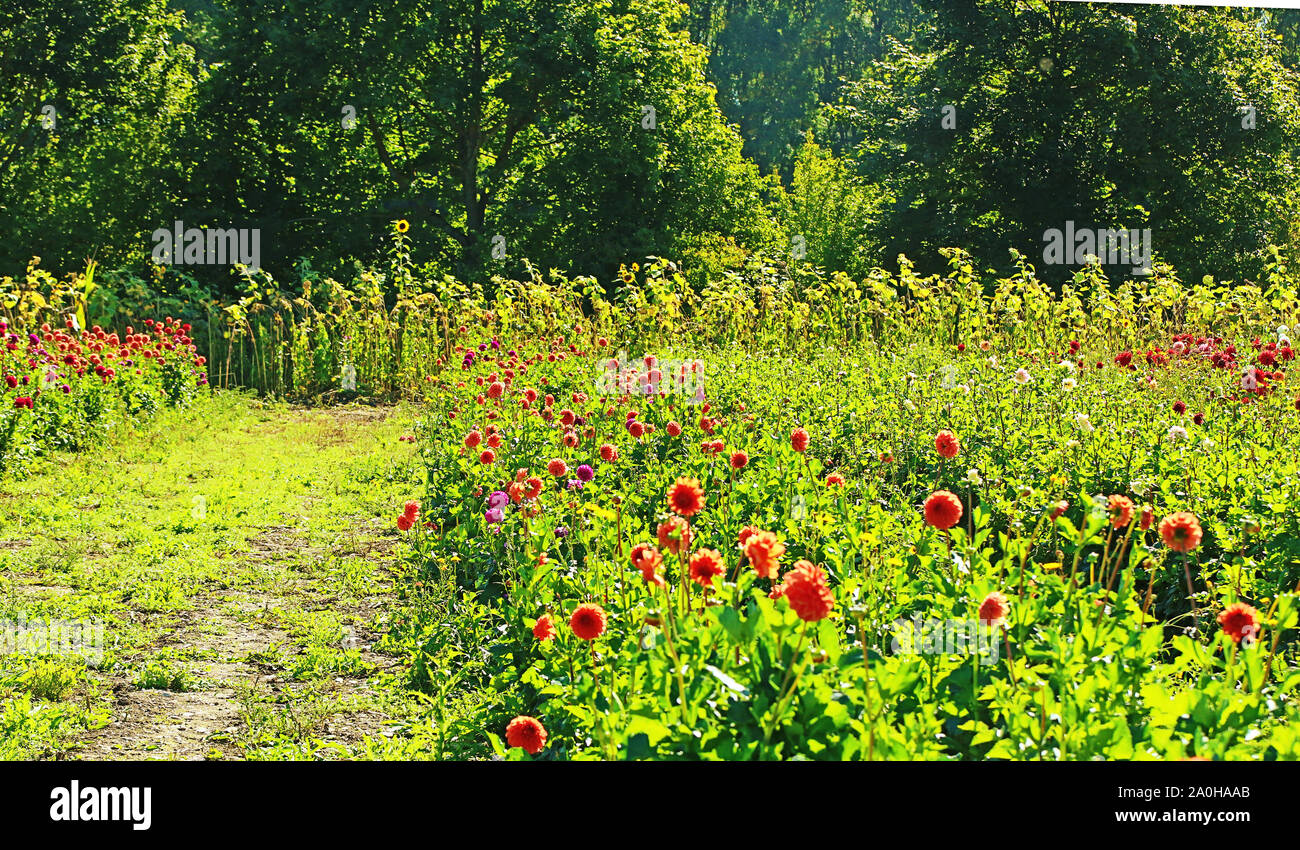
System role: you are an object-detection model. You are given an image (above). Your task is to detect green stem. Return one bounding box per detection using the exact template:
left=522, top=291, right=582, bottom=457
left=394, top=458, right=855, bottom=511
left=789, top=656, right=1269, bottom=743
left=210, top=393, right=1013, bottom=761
left=761, top=620, right=810, bottom=757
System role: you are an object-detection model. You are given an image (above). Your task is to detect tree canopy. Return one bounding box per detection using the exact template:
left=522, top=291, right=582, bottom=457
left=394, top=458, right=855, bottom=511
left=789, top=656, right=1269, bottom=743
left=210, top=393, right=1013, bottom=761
left=3, top=0, right=1300, bottom=290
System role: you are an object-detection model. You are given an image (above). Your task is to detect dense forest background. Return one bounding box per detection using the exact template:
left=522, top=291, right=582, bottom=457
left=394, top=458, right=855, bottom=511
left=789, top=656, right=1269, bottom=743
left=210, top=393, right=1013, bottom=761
left=4, top=0, right=1300, bottom=292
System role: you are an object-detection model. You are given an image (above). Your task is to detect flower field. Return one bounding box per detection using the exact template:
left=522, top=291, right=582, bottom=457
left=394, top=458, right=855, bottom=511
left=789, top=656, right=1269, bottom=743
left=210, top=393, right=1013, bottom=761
left=1, top=273, right=207, bottom=476
left=373, top=260, right=1300, bottom=761
left=6, top=250, right=1300, bottom=762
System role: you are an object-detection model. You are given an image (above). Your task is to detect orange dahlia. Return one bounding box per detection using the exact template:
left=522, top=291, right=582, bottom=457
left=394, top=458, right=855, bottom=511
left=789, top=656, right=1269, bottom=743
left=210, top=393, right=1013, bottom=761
left=781, top=560, right=835, bottom=622
left=934, top=430, right=960, bottom=459
left=1159, top=511, right=1203, bottom=553
left=657, top=516, right=694, bottom=555
left=688, top=548, right=726, bottom=587
left=924, top=490, right=963, bottom=530
left=1107, top=495, right=1134, bottom=529
left=667, top=477, right=706, bottom=517
left=505, top=715, right=547, bottom=754
left=630, top=543, right=664, bottom=586
left=744, top=530, right=786, bottom=579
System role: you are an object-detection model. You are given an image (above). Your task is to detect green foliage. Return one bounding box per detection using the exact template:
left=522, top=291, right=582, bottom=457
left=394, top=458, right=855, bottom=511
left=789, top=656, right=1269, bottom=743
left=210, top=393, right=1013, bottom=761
left=134, top=658, right=195, bottom=692
left=834, top=1, right=1300, bottom=283
left=0, top=392, right=431, bottom=760
left=785, top=135, right=883, bottom=278
left=0, top=0, right=198, bottom=273
left=365, top=254, right=1300, bottom=760
left=167, top=0, right=780, bottom=285
left=687, top=0, right=934, bottom=177
left=7, top=1, right=1300, bottom=298
left=0, top=262, right=207, bottom=476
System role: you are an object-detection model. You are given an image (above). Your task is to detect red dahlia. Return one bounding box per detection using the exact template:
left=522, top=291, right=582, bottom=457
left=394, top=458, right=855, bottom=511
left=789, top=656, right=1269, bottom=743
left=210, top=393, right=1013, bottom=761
left=569, top=603, right=607, bottom=641
left=978, top=591, right=1010, bottom=626
left=934, top=430, right=960, bottom=459
left=790, top=427, right=810, bottom=453
left=924, top=490, right=963, bottom=530
left=532, top=614, right=557, bottom=642
left=1217, top=602, right=1260, bottom=645
left=781, top=560, right=835, bottom=622
left=505, top=715, right=547, bottom=754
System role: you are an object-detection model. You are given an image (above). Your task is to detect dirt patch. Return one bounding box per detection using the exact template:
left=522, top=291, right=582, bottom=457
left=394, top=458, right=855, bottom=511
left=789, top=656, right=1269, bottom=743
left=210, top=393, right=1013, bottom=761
left=76, top=528, right=402, bottom=761
left=9, top=582, right=75, bottom=597
left=289, top=404, right=393, bottom=422
left=332, top=519, right=401, bottom=559
left=76, top=593, right=285, bottom=760
left=301, top=405, right=397, bottom=446
left=245, top=525, right=311, bottom=561
left=29, top=402, right=415, bottom=761
left=78, top=687, right=245, bottom=761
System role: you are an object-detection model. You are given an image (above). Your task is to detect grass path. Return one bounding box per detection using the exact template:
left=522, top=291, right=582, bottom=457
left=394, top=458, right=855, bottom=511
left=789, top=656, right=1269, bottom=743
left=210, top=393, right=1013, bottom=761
left=0, top=393, right=427, bottom=760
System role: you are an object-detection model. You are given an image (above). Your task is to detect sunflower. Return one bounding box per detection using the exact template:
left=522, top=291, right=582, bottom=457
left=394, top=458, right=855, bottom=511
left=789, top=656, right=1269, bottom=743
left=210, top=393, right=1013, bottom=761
left=394, top=219, right=410, bottom=233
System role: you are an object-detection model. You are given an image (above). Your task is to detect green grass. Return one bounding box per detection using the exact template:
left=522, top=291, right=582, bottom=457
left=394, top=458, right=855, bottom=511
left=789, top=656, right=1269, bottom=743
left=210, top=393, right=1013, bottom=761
left=0, top=390, right=451, bottom=759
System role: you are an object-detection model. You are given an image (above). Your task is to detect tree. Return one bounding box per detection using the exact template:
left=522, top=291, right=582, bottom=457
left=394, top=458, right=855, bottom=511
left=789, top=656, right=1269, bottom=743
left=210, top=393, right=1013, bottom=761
left=0, top=0, right=196, bottom=275
left=785, top=135, right=882, bottom=277
left=183, top=0, right=778, bottom=286
left=685, top=0, right=934, bottom=178
left=835, top=0, right=1300, bottom=284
